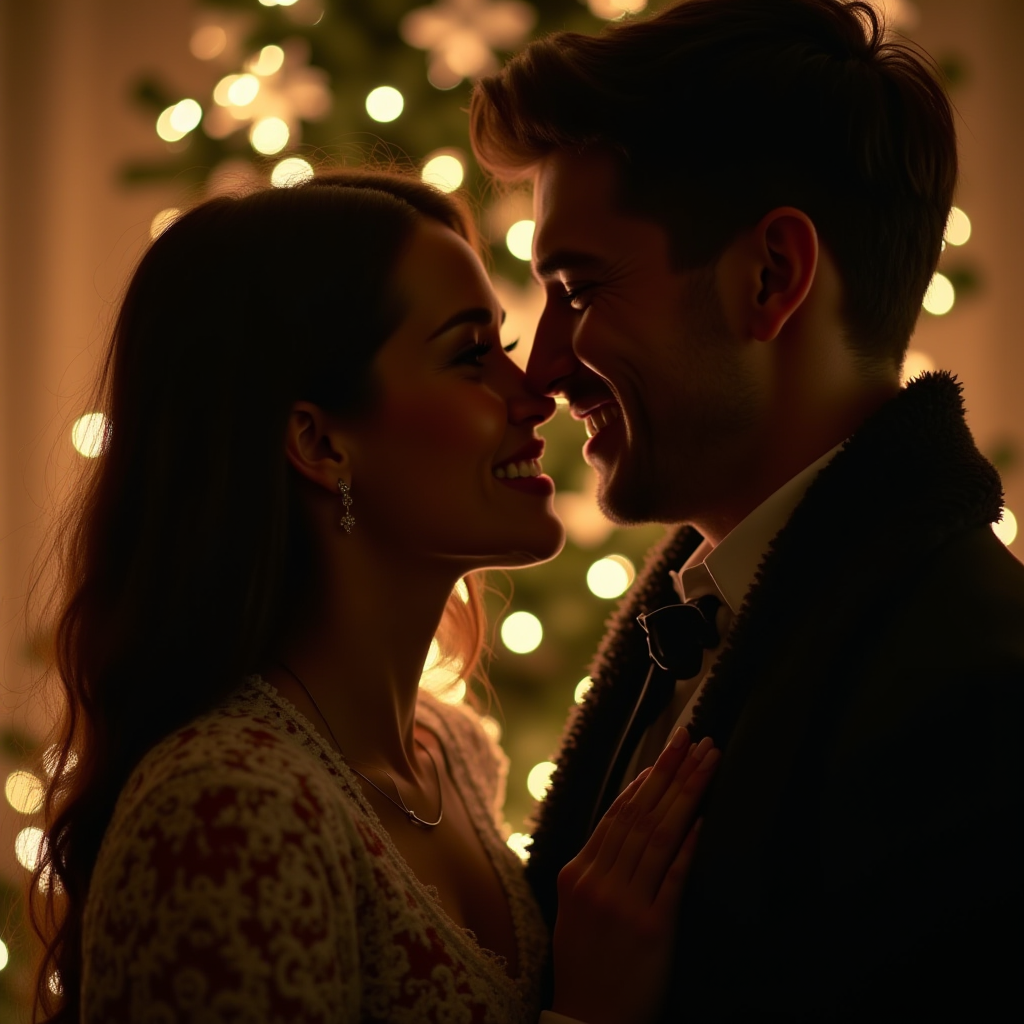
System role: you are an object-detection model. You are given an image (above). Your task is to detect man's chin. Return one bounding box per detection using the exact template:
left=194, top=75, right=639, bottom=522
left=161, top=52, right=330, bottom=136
left=595, top=471, right=661, bottom=527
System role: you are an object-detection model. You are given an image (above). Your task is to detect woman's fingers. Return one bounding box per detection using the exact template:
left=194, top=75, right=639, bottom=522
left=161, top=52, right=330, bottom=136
left=588, top=727, right=693, bottom=874
left=573, top=765, right=654, bottom=868
left=607, top=737, right=717, bottom=888
left=626, top=744, right=719, bottom=905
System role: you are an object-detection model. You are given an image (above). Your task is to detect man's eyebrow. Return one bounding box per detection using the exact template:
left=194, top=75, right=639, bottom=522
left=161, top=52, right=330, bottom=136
left=532, top=250, right=606, bottom=282
left=426, top=306, right=507, bottom=341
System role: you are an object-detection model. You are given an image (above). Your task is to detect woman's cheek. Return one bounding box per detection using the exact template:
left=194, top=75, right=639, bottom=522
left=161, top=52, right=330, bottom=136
left=383, top=387, right=506, bottom=454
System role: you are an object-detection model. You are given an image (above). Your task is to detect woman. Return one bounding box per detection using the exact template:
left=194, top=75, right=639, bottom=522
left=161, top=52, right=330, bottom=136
left=30, top=169, right=718, bottom=1023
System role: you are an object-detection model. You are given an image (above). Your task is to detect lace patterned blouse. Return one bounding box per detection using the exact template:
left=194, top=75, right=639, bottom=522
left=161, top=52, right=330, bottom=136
left=81, top=677, right=548, bottom=1023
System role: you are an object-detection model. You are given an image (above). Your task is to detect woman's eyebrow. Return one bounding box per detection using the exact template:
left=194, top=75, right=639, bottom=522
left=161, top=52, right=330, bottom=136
left=426, top=306, right=507, bottom=341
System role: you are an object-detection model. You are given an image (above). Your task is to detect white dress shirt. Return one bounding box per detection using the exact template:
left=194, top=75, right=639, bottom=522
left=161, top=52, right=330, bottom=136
left=538, top=443, right=843, bottom=1024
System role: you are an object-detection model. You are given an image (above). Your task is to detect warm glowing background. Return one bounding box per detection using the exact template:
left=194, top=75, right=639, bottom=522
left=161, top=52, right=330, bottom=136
left=0, top=0, right=1021, bottom=1011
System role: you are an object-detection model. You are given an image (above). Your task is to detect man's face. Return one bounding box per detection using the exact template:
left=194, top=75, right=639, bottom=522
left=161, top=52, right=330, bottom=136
left=528, top=149, right=761, bottom=526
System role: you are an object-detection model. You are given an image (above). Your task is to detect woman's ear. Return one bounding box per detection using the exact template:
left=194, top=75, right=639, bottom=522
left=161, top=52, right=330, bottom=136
left=284, top=401, right=353, bottom=492
left=749, top=207, right=819, bottom=342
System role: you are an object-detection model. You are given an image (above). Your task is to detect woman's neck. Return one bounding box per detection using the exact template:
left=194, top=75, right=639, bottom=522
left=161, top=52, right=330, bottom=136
left=267, top=557, right=458, bottom=783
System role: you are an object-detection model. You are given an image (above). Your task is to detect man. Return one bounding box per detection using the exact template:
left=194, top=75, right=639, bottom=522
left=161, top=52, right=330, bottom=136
left=470, top=0, right=1023, bottom=1020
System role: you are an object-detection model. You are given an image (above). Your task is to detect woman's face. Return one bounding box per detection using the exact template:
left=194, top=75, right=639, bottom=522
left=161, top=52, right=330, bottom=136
left=346, top=217, right=565, bottom=571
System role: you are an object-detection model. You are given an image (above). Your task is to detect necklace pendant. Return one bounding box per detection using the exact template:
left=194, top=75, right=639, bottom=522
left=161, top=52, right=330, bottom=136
left=407, top=808, right=443, bottom=828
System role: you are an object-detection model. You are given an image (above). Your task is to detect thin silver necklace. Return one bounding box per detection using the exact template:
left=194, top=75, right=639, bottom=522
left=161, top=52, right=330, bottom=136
left=276, top=662, right=443, bottom=829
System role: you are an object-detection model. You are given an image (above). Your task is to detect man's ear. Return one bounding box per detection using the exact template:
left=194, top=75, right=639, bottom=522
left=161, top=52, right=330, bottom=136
left=284, top=401, right=354, bottom=492
left=746, top=207, right=818, bottom=343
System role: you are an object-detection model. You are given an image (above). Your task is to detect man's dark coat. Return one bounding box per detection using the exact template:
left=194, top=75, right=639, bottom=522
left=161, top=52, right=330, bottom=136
left=526, top=373, right=1023, bottom=1021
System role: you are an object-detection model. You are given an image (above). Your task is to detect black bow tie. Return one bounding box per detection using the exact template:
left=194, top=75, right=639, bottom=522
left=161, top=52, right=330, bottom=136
left=637, top=593, right=723, bottom=679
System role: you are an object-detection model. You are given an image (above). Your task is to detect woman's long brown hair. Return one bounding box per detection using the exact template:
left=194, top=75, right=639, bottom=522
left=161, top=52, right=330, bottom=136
left=28, top=169, right=488, bottom=1022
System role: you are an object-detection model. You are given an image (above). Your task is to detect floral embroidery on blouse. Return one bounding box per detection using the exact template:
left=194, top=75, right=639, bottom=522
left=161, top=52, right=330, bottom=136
left=81, top=677, right=547, bottom=1023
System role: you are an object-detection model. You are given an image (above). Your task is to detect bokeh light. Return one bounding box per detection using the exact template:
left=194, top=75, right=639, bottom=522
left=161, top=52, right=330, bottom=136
left=421, top=153, right=465, bottom=193
left=6, top=770, right=45, bottom=814
left=250, top=116, right=290, bottom=155
left=506, top=832, right=532, bottom=861
left=71, top=412, right=107, bottom=459
left=900, top=349, right=936, bottom=385
left=15, top=826, right=45, bottom=872
left=189, top=25, right=227, bottom=60
left=365, top=86, right=404, bottom=123
left=149, top=207, right=180, bottom=240
left=271, top=157, right=314, bottom=188
left=992, top=508, right=1017, bottom=547
left=506, top=220, right=535, bottom=261
left=454, top=578, right=469, bottom=603
left=574, top=676, right=593, bottom=705
left=248, top=44, right=285, bottom=76
left=945, top=206, right=972, bottom=246
left=156, top=99, right=202, bottom=142
left=586, top=554, right=635, bottom=599
left=0, top=938, right=8, bottom=971
left=922, top=272, right=955, bottom=315
left=526, top=761, right=557, bottom=800
left=214, top=73, right=259, bottom=108
left=500, top=610, right=543, bottom=654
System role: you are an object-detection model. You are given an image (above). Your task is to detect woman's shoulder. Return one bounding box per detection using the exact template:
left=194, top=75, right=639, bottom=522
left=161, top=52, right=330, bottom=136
left=112, top=677, right=350, bottom=831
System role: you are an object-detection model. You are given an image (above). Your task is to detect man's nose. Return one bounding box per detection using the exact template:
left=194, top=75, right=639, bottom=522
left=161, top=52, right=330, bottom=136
left=525, top=301, right=580, bottom=397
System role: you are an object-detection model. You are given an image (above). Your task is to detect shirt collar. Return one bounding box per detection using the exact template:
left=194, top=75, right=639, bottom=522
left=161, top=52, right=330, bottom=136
left=671, top=442, right=844, bottom=612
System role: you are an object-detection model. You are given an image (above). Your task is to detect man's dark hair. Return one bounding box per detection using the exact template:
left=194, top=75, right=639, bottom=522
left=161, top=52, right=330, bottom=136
left=470, top=0, right=957, bottom=363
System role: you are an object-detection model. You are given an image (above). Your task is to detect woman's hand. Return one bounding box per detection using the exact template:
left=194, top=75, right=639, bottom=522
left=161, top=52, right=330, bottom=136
left=550, top=728, right=720, bottom=1024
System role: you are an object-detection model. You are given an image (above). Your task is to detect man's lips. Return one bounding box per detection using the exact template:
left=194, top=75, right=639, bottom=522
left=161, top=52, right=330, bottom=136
left=574, top=401, right=622, bottom=440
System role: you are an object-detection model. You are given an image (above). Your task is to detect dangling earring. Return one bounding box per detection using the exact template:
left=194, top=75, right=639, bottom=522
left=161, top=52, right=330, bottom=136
left=338, top=479, right=355, bottom=533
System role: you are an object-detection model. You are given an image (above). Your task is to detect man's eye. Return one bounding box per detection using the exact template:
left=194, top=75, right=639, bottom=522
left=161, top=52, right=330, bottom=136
left=563, top=285, right=594, bottom=310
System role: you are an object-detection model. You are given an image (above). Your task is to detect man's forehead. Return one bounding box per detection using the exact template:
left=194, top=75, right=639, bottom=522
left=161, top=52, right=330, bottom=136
left=532, top=150, right=624, bottom=272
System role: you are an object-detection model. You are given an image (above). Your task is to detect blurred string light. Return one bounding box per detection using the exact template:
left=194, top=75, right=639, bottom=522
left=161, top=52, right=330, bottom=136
left=400, top=0, right=536, bottom=91
left=900, top=349, right=935, bottom=386
left=421, top=151, right=465, bottom=193
left=215, top=73, right=261, bottom=108
left=506, top=832, right=531, bottom=861
left=6, top=770, right=45, bottom=814
left=189, top=25, right=227, bottom=60
left=366, top=86, right=404, bottom=123
left=586, top=554, right=635, bottom=599
left=156, top=98, right=202, bottom=142
left=0, top=938, right=8, bottom=971
left=259, top=0, right=299, bottom=6
left=945, top=206, right=972, bottom=246
left=506, top=219, right=535, bottom=261
left=271, top=157, right=314, bottom=188
left=247, top=44, right=286, bottom=77
left=14, top=826, right=45, bottom=872
left=500, top=610, right=542, bottom=653
left=992, top=508, right=1017, bottom=547
left=71, top=412, right=107, bottom=459
left=922, top=272, right=954, bottom=316
left=574, top=676, right=593, bottom=704
left=479, top=715, right=502, bottom=742
left=150, top=207, right=180, bottom=240
left=199, top=35, right=331, bottom=148
left=587, top=0, right=648, bottom=18
left=250, top=116, right=290, bottom=155
left=526, top=760, right=556, bottom=800
left=419, top=638, right=467, bottom=705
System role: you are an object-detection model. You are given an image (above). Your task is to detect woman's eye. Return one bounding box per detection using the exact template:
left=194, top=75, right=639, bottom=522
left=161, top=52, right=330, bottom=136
left=502, top=338, right=520, bottom=354
left=454, top=341, right=492, bottom=367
